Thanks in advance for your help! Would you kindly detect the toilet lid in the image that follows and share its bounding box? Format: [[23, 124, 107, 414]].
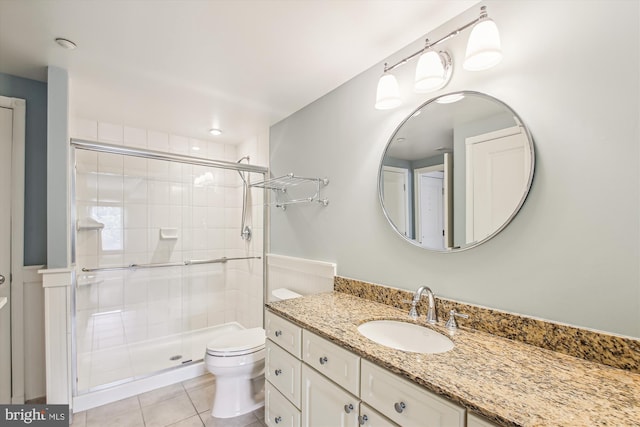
[[206, 327, 265, 355]]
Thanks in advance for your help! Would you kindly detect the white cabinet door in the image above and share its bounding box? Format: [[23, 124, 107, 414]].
[[266, 381, 301, 427], [301, 364, 359, 427], [266, 339, 302, 408]]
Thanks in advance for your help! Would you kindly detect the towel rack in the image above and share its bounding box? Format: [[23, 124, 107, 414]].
[[81, 256, 261, 273], [251, 173, 329, 210]]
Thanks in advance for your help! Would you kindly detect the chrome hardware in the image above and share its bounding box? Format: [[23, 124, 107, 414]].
[[394, 401, 406, 413], [81, 256, 261, 272], [0, 275, 4, 285], [445, 309, 469, 330], [359, 415, 369, 425], [409, 286, 437, 323], [319, 356, 328, 365], [274, 330, 282, 337], [274, 416, 282, 424], [274, 369, 282, 376], [344, 404, 354, 414]]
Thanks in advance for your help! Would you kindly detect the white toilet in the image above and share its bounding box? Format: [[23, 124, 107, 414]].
[[205, 288, 302, 418]]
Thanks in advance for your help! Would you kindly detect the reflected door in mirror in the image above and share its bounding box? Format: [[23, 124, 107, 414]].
[[465, 126, 532, 243], [382, 166, 410, 236]]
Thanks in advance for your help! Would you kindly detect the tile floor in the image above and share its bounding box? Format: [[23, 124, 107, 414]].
[[70, 373, 266, 427]]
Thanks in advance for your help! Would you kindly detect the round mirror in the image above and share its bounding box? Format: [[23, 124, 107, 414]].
[[378, 91, 535, 252]]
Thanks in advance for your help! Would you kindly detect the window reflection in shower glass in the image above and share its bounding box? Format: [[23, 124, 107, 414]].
[[91, 206, 123, 251]]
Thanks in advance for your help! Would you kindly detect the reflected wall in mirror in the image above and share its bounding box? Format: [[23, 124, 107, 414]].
[[378, 91, 535, 252]]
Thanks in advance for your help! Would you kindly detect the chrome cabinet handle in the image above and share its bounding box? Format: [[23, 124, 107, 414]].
[[344, 403, 354, 414], [319, 356, 328, 365], [0, 275, 4, 285], [274, 369, 282, 376], [359, 415, 369, 425], [274, 330, 282, 337], [274, 416, 282, 424], [394, 401, 406, 413]]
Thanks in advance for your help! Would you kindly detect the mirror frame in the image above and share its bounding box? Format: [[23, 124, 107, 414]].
[[377, 91, 535, 252]]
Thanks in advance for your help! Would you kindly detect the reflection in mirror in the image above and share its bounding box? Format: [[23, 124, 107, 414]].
[[379, 92, 534, 252]]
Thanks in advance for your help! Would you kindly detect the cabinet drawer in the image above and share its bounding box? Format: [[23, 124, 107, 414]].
[[302, 330, 360, 396], [266, 311, 302, 358], [266, 339, 302, 409], [359, 403, 398, 427], [361, 359, 465, 427], [266, 381, 301, 427]]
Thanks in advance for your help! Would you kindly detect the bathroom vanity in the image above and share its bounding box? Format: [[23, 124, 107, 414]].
[[264, 291, 640, 426]]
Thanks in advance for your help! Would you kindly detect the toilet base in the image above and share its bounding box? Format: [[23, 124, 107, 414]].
[[210, 374, 265, 419]]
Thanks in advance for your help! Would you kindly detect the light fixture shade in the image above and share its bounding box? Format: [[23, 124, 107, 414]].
[[375, 73, 401, 110], [414, 50, 448, 93], [463, 18, 503, 71]]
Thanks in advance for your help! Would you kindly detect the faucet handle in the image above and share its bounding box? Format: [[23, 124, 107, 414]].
[[445, 309, 469, 330], [402, 299, 419, 319]]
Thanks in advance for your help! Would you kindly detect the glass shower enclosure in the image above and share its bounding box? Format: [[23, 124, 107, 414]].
[[70, 140, 267, 394]]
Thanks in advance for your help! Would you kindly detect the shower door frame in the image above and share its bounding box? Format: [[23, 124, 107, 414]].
[[69, 138, 269, 397]]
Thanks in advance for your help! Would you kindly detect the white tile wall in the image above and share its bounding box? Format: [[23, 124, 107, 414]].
[[72, 118, 267, 389]]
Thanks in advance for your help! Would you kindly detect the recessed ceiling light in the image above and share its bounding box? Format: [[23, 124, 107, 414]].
[[209, 128, 222, 136], [191, 146, 201, 151], [55, 38, 77, 50]]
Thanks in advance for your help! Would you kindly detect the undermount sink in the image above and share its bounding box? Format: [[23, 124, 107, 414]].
[[357, 320, 454, 354]]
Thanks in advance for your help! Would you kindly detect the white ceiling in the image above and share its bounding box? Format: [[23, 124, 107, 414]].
[[0, 0, 478, 144]]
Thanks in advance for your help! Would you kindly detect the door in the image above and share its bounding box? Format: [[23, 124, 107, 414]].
[[381, 167, 409, 236], [465, 126, 531, 243], [301, 364, 359, 427], [0, 106, 12, 403], [418, 172, 444, 250]]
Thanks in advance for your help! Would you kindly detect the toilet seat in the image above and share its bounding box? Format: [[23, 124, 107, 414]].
[[206, 327, 265, 357]]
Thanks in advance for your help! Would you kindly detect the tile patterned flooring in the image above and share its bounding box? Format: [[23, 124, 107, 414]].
[[70, 373, 266, 427]]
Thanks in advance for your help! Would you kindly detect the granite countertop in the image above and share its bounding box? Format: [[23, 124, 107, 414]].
[[266, 292, 640, 427]]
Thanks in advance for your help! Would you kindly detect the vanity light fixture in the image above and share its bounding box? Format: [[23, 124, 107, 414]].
[[374, 72, 402, 110], [209, 128, 222, 136], [374, 6, 502, 110]]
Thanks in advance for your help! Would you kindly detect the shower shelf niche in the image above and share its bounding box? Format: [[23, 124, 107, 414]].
[[251, 173, 329, 210]]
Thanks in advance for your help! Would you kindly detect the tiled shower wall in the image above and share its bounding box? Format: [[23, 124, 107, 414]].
[[71, 119, 266, 354]]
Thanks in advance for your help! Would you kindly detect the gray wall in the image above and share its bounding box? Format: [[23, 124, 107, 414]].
[[270, 1, 640, 337], [46, 67, 69, 269], [0, 73, 47, 266]]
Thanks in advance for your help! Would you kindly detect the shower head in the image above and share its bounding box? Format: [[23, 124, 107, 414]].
[[237, 155, 250, 164]]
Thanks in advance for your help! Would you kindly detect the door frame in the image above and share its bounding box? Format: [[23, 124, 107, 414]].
[[0, 96, 26, 404], [414, 153, 453, 248]]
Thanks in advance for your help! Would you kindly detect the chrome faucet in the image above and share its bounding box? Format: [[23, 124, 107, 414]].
[[408, 286, 437, 324]]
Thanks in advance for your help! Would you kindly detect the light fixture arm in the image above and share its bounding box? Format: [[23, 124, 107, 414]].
[[383, 6, 489, 74]]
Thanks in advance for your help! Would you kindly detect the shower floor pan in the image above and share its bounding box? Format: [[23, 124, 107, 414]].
[[76, 322, 244, 394]]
